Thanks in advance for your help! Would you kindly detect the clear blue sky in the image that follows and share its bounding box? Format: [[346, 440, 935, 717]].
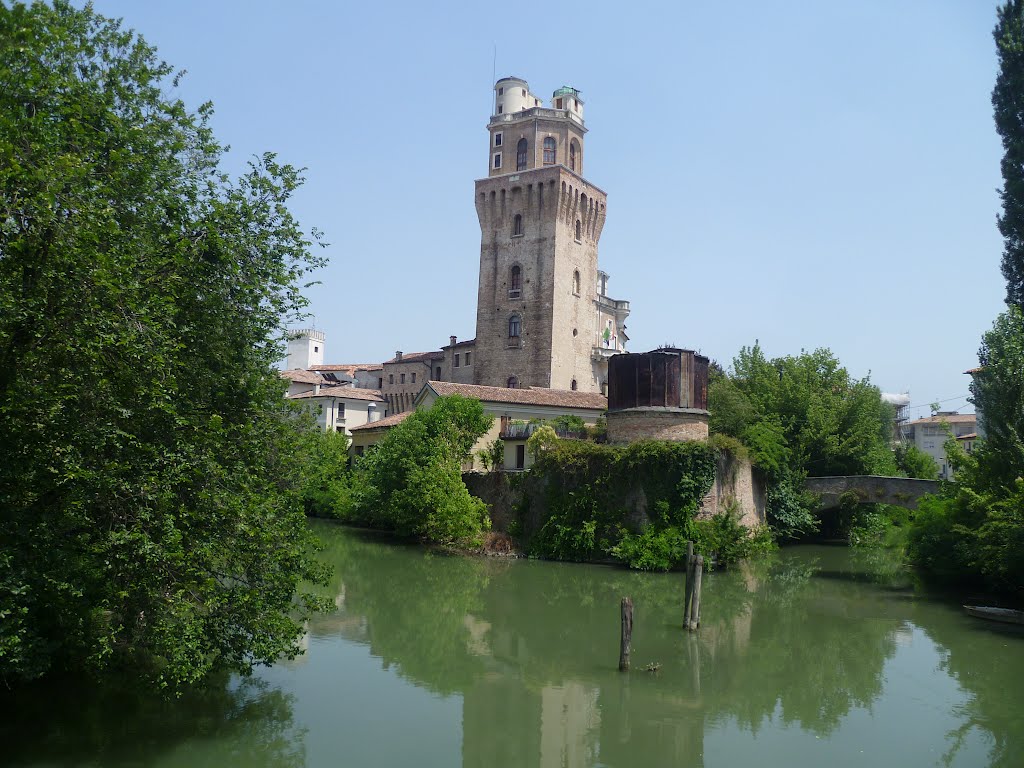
[[85, 0, 1006, 419]]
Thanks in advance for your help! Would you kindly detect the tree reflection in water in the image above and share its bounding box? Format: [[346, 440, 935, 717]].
[[0, 673, 305, 767]]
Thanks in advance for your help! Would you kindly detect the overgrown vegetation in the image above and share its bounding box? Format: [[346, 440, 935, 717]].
[[525, 440, 774, 570], [333, 396, 494, 546], [907, 310, 1024, 593], [0, 2, 328, 690], [708, 344, 898, 542]]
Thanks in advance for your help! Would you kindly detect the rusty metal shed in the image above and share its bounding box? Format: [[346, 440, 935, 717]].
[[607, 348, 709, 411]]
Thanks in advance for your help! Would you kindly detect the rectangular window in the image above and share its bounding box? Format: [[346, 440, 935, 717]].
[[516, 444, 525, 469], [494, 132, 502, 147], [378, 377, 383, 388], [497, 104, 503, 114], [388, 374, 394, 384], [498, 87, 503, 95], [556, 98, 563, 109], [400, 373, 405, 384], [355, 445, 364, 457], [465, 352, 471, 366], [337, 403, 345, 418], [521, 88, 526, 97], [411, 372, 416, 383], [493, 153, 502, 169], [454, 354, 460, 368]]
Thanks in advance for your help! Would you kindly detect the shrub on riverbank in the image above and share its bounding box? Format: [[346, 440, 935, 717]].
[[340, 396, 494, 546]]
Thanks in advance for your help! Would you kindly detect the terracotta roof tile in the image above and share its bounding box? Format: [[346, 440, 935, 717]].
[[349, 411, 411, 431], [287, 386, 385, 402], [956, 432, 978, 440], [905, 413, 977, 426], [309, 364, 380, 375], [280, 369, 325, 385], [425, 381, 607, 410], [383, 351, 445, 365]]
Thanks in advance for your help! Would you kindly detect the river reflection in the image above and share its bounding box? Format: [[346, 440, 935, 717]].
[[4, 523, 1023, 768]]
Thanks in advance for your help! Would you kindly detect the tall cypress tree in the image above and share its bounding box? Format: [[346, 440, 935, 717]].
[[994, 0, 1024, 305]]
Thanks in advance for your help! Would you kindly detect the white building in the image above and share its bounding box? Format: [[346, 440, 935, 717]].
[[901, 412, 977, 480]]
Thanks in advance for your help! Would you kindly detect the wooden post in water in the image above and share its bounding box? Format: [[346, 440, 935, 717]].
[[688, 555, 704, 631], [619, 597, 633, 671], [683, 541, 695, 628]]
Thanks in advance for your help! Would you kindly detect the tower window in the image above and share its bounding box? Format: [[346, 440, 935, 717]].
[[521, 88, 526, 96], [573, 269, 581, 295], [569, 139, 578, 172], [509, 264, 522, 298], [543, 137, 556, 165], [314, 345, 319, 353], [498, 104, 503, 114], [507, 375, 519, 389], [509, 314, 522, 338], [495, 132, 502, 147], [513, 214, 523, 237], [498, 87, 504, 95], [571, 379, 578, 391], [516, 138, 528, 171], [575, 219, 582, 241], [493, 153, 502, 170], [556, 98, 563, 109]]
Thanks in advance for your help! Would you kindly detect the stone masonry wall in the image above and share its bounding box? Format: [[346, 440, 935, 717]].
[[606, 408, 710, 444]]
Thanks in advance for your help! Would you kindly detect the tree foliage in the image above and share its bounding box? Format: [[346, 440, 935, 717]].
[[709, 343, 897, 540], [994, 0, 1024, 306], [0, 1, 328, 689], [345, 396, 494, 545]]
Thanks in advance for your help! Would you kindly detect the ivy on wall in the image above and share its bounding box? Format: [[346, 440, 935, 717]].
[[523, 440, 773, 569]]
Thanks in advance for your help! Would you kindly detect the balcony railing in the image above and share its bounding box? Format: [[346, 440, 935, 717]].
[[492, 106, 584, 126], [500, 422, 588, 441]]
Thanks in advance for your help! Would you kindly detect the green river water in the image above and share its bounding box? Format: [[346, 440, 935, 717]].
[[5, 519, 1024, 767]]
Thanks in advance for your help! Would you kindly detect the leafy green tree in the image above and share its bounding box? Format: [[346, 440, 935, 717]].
[[300, 430, 354, 517], [709, 343, 897, 540], [0, 1, 327, 689], [351, 396, 493, 544], [994, 0, 1024, 306], [908, 309, 1024, 591], [894, 443, 940, 479]]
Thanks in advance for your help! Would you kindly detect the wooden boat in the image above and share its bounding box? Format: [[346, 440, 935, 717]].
[[963, 605, 1024, 625]]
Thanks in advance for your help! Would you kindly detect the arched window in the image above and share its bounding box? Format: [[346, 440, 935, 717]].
[[569, 139, 579, 172], [543, 137, 556, 165], [509, 265, 522, 296], [575, 219, 582, 241], [506, 375, 519, 389], [508, 314, 522, 338], [573, 269, 580, 295], [571, 379, 578, 391], [516, 138, 528, 171], [513, 213, 523, 236]]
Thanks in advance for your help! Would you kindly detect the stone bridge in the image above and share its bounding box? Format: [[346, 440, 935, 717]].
[[804, 475, 940, 511]]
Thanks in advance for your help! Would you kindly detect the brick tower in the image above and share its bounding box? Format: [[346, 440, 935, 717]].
[[472, 77, 629, 393]]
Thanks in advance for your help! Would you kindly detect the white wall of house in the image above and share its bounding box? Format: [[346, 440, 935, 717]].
[[294, 394, 386, 437]]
